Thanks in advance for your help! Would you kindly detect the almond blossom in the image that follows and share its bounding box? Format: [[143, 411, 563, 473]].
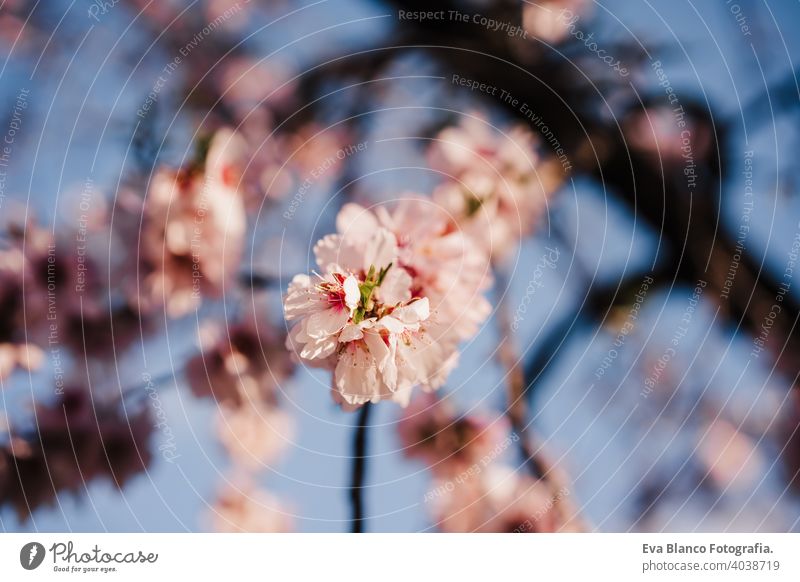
[[398, 393, 509, 476], [320, 200, 492, 346], [216, 402, 293, 472], [207, 478, 292, 533], [283, 201, 484, 408], [186, 316, 293, 408], [135, 128, 247, 318], [429, 114, 563, 261], [431, 465, 582, 533]]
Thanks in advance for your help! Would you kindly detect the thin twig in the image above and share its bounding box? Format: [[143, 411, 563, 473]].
[[494, 269, 587, 531]]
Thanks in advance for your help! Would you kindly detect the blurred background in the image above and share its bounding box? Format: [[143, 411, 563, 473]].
[[1, 0, 800, 532]]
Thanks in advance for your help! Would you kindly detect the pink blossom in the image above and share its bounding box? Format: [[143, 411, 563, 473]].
[[208, 479, 292, 533], [398, 393, 508, 476], [326, 201, 492, 345], [522, 0, 593, 44], [429, 114, 563, 261], [284, 206, 474, 408], [216, 403, 293, 472], [625, 107, 712, 165], [431, 466, 581, 532], [186, 317, 293, 407], [284, 270, 361, 365], [136, 128, 247, 317], [0, 343, 43, 382]]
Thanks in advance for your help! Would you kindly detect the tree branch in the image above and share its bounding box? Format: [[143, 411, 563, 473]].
[[349, 403, 372, 533]]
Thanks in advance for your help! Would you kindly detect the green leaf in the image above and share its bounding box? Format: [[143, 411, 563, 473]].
[[466, 195, 483, 217], [359, 282, 372, 306], [353, 307, 365, 324]]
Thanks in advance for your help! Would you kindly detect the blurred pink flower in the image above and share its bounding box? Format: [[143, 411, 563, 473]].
[[216, 403, 293, 472], [431, 466, 580, 533], [186, 317, 293, 408], [208, 479, 292, 533], [287, 123, 350, 184], [0, 217, 143, 367], [137, 128, 247, 317], [697, 419, 765, 492], [429, 114, 562, 261], [625, 107, 712, 165], [0, 387, 152, 520], [0, 343, 43, 382], [522, 0, 592, 44], [217, 56, 295, 116], [398, 393, 509, 476]]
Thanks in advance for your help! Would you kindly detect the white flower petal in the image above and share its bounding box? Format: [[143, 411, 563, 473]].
[[343, 275, 360, 310], [393, 297, 430, 324], [364, 330, 397, 391], [336, 203, 379, 245], [376, 266, 412, 306], [314, 234, 363, 273], [378, 316, 406, 334], [362, 227, 398, 271], [306, 307, 349, 338], [339, 322, 364, 343], [284, 274, 327, 320], [299, 335, 338, 360], [334, 343, 382, 404]]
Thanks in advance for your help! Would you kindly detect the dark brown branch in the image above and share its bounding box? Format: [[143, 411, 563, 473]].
[[349, 403, 372, 533]]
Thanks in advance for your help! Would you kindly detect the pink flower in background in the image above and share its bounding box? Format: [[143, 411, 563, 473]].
[[213, 107, 296, 206], [186, 317, 293, 408], [431, 466, 580, 533], [625, 107, 712, 165], [477, 468, 576, 533], [0, 388, 153, 520], [136, 128, 247, 318], [0, 343, 43, 381], [429, 114, 563, 261], [0, 235, 44, 379], [216, 403, 293, 472], [208, 479, 292, 533], [696, 419, 765, 492], [288, 124, 350, 185], [522, 0, 593, 44], [398, 393, 509, 476]]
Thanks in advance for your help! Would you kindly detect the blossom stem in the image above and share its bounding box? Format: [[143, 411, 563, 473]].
[[349, 403, 371, 533]]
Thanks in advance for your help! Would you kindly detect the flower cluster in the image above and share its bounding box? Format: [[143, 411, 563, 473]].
[[208, 477, 292, 533], [0, 235, 43, 379], [132, 128, 247, 318], [0, 388, 152, 519], [284, 199, 492, 408], [429, 114, 563, 262], [398, 393, 508, 476], [398, 395, 582, 532], [431, 466, 580, 533], [188, 312, 295, 532]]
